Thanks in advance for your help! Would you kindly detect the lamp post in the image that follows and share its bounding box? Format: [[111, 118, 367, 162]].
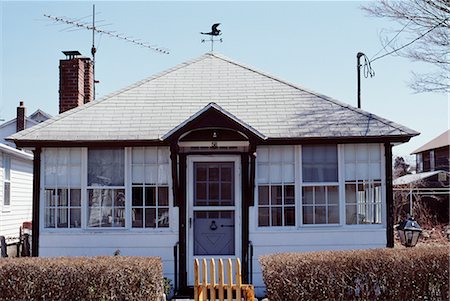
[[396, 216, 422, 247]]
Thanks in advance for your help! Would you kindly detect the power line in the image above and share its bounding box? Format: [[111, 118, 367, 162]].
[[370, 20, 412, 61], [371, 17, 448, 63]]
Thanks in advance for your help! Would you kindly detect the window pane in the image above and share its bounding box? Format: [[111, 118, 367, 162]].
[[158, 164, 169, 185], [257, 147, 269, 162], [209, 183, 220, 200], [258, 186, 269, 205], [328, 206, 339, 224], [4, 157, 11, 180], [70, 189, 81, 207], [345, 184, 357, 204], [328, 186, 339, 205], [114, 190, 125, 207], [270, 164, 282, 183], [132, 208, 143, 228], [284, 207, 295, 226], [271, 207, 282, 226], [302, 187, 314, 205], [132, 148, 144, 164], [258, 207, 270, 226], [45, 208, 55, 228], [132, 187, 143, 206], [196, 183, 207, 202], [145, 165, 158, 185], [4, 182, 10, 206], [158, 208, 169, 228], [57, 189, 68, 206], [303, 206, 313, 224], [221, 183, 232, 201], [283, 164, 295, 183], [196, 166, 207, 181], [145, 148, 158, 164], [346, 205, 357, 224], [145, 208, 156, 228], [302, 145, 338, 182], [70, 208, 81, 228], [70, 165, 82, 187], [284, 185, 295, 205], [158, 148, 170, 164], [158, 187, 169, 206], [57, 208, 68, 228], [257, 164, 269, 183], [315, 187, 326, 204], [88, 149, 124, 186], [315, 206, 326, 224], [209, 166, 219, 181], [132, 165, 144, 184], [221, 166, 232, 182], [45, 189, 55, 207], [145, 187, 156, 206], [271, 186, 282, 205], [270, 147, 282, 162]]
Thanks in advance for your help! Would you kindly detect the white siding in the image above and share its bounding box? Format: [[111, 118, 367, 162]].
[[0, 152, 33, 242], [39, 222, 179, 279]]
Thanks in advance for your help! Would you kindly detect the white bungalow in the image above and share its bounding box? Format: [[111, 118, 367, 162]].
[[8, 52, 418, 295]]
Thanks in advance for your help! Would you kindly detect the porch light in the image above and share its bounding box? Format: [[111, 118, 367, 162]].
[[396, 216, 422, 247]]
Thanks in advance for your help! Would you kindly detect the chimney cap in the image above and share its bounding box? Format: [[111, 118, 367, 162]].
[[62, 50, 82, 59], [19, 101, 24, 107]]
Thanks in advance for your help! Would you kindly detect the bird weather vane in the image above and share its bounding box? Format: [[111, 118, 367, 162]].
[[201, 23, 223, 52]]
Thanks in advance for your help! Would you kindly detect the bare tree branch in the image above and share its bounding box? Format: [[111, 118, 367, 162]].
[[362, 0, 450, 93]]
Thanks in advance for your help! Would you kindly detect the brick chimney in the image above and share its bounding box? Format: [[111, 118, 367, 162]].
[[16, 101, 26, 132], [59, 51, 94, 114]]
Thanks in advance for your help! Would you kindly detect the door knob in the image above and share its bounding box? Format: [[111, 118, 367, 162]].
[[210, 220, 218, 231]]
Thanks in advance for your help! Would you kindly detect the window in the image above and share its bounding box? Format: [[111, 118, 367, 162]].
[[302, 145, 339, 225], [44, 148, 82, 228], [430, 150, 435, 171], [416, 153, 423, 173], [87, 148, 125, 228], [344, 144, 382, 225], [257, 146, 295, 227], [131, 147, 170, 228], [3, 156, 11, 206]]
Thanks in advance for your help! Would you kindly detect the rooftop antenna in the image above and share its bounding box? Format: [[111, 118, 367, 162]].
[[44, 5, 170, 99], [201, 23, 222, 52], [356, 52, 375, 109]]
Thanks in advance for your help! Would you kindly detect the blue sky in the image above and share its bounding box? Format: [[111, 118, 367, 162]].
[[1, 1, 448, 161]]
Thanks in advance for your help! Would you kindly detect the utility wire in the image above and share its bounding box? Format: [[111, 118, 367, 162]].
[[370, 20, 412, 61], [371, 17, 448, 63]]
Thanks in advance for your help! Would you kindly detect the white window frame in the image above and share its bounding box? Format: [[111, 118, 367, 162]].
[[256, 146, 296, 229], [343, 144, 385, 228], [130, 146, 171, 231], [300, 145, 341, 227], [3, 155, 11, 210], [41, 148, 83, 230]]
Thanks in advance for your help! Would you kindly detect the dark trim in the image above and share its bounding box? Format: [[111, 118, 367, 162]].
[[248, 143, 257, 207], [241, 153, 250, 283], [12, 134, 416, 148], [262, 135, 416, 144], [178, 154, 187, 288], [170, 143, 179, 207], [385, 142, 394, 248], [12, 140, 169, 148], [32, 147, 41, 257]]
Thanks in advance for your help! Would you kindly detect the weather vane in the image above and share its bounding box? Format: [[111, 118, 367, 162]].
[[201, 23, 222, 52]]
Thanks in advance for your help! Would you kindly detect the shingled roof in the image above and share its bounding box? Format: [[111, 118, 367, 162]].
[[8, 53, 418, 145]]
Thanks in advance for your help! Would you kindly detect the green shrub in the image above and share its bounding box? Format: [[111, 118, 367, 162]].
[[260, 246, 448, 301], [0, 256, 163, 301]]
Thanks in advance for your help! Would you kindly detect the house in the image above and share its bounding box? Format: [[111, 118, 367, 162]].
[[394, 130, 449, 224], [0, 102, 51, 248], [7, 52, 418, 295], [412, 129, 449, 173]]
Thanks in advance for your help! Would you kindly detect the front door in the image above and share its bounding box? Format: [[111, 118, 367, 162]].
[[187, 156, 241, 285]]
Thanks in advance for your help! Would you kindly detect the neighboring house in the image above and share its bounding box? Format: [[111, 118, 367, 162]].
[[394, 130, 449, 223], [413, 129, 449, 173], [8, 52, 418, 295], [0, 103, 51, 245]]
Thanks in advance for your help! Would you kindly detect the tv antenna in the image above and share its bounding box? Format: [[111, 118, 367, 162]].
[[201, 23, 223, 52], [44, 5, 170, 99]]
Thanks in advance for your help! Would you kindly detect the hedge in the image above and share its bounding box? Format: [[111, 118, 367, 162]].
[[260, 246, 448, 301], [0, 256, 163, 301]]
